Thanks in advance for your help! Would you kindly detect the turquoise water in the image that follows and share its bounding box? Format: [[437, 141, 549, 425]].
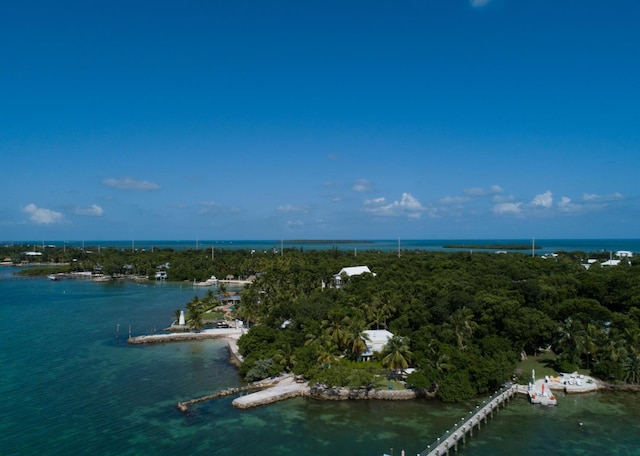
[[2, 270, 640, 455]]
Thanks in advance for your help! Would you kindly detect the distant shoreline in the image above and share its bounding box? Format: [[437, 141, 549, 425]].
[[443, 243, 540, 250], [285, 240, 374, 244]]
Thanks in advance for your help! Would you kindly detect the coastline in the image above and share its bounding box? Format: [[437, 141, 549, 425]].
[[132, 329, 617, 412]]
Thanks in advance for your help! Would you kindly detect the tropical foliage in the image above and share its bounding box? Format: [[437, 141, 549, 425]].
[[8, 243, 640, 399]]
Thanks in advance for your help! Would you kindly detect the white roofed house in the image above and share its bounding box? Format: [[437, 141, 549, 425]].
[[333, 265, 376, 289], [360, 329, 394, 361]]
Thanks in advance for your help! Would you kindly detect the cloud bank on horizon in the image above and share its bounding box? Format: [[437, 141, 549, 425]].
[[2, 0, 639, 241]]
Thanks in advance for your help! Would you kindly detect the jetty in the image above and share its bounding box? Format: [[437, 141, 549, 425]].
[[127, 328, 244, 344], [232, 375, 309, 409]]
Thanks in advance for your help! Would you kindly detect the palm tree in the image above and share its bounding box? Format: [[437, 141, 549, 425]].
[[575, 323, 603, 369], [602, 331, 628, 363], [322, 309, 351, 350], [347, 329, 369, 361], [185, 295, 204, 331], [382, 336, 413, 376], [366, 294, 396, 330], [445, 307, 478, 350], [305, 332, 337, 365], [554, 318, 582, 365], [623, 356, 640, 384], [273, 345, 296, 371], [218, 283, 228, 302]]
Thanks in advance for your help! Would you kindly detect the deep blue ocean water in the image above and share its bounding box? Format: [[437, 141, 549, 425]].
[[2, 258, 640, 455]]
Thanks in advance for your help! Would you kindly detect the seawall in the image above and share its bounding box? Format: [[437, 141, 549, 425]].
[[127, 328, 243, 344]]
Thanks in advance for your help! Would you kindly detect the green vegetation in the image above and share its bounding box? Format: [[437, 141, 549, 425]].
[[5, 243, 640, 401]]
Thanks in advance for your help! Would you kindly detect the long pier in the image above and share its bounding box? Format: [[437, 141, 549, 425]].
[[418, 384, 521, 456]]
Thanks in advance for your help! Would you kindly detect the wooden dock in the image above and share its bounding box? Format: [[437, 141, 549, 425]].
[[418, 384, 521, 456]]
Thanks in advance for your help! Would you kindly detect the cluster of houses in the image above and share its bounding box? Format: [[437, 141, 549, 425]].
[[581, 250, 633, 269]]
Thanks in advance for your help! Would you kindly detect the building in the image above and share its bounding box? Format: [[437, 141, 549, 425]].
[[333, 265, 375, 288], [360, 329, 393, 361]]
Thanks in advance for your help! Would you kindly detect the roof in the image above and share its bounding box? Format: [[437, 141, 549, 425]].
[[362, 329, 394, 342], [336, 266, 374, 277]]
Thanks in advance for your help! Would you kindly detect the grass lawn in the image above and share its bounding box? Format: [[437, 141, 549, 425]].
[[516, 351, 559, 380], [516, 351, 592, 381], [373, 377, 407, 390]]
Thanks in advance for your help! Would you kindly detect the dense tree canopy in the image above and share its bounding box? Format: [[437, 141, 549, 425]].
[[7, 243, 640, 401]]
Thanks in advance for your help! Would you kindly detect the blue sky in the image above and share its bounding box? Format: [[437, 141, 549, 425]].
[[2, 0, 639, 241]]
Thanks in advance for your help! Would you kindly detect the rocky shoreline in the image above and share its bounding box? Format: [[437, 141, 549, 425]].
[[308, 384, 435, 401], [137, 329, 630, 412]]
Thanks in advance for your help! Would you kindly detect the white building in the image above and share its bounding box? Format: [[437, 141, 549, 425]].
[[361, 329, 393, 361], [333, 265, 375, 288]]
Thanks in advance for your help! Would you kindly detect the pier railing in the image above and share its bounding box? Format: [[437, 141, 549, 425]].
[[418, 384, 519, 456]]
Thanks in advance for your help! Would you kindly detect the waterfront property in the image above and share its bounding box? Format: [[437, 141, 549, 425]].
[[361, 329, 394, 361]]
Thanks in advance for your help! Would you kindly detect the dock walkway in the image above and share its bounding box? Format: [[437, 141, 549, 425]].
[[419, 384, 519, 456]]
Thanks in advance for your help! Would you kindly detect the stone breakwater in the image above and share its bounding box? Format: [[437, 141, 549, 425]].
[[178, 374, 290, 412], [232, 376, 309, 409], [127, 328, 243, 344]]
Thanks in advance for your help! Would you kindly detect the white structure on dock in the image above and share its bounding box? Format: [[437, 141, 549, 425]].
[[178, 310, 185, 326], [528, 369, 557, 405]]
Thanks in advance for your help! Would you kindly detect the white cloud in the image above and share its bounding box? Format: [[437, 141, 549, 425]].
[[22, 204, 64, 224], [470, 0, 492, 7], [493, 202, 522, 215], [493, 194, 514, 203], [364, 197, 386, 205], [531, 191, 553, 208], [276, 204, 308, 214], [583, 192, 623, 202], [286, 220, 304, 230], [102, 177, 160, 191], [464, 185, 503, 196], [198, 201, 239, 215], [440, 195, 470, 204], [558, 196, 582, 213], [364, 193, 425, 218], [74, 204, 104, 216], [352, 178, 373, 193]]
